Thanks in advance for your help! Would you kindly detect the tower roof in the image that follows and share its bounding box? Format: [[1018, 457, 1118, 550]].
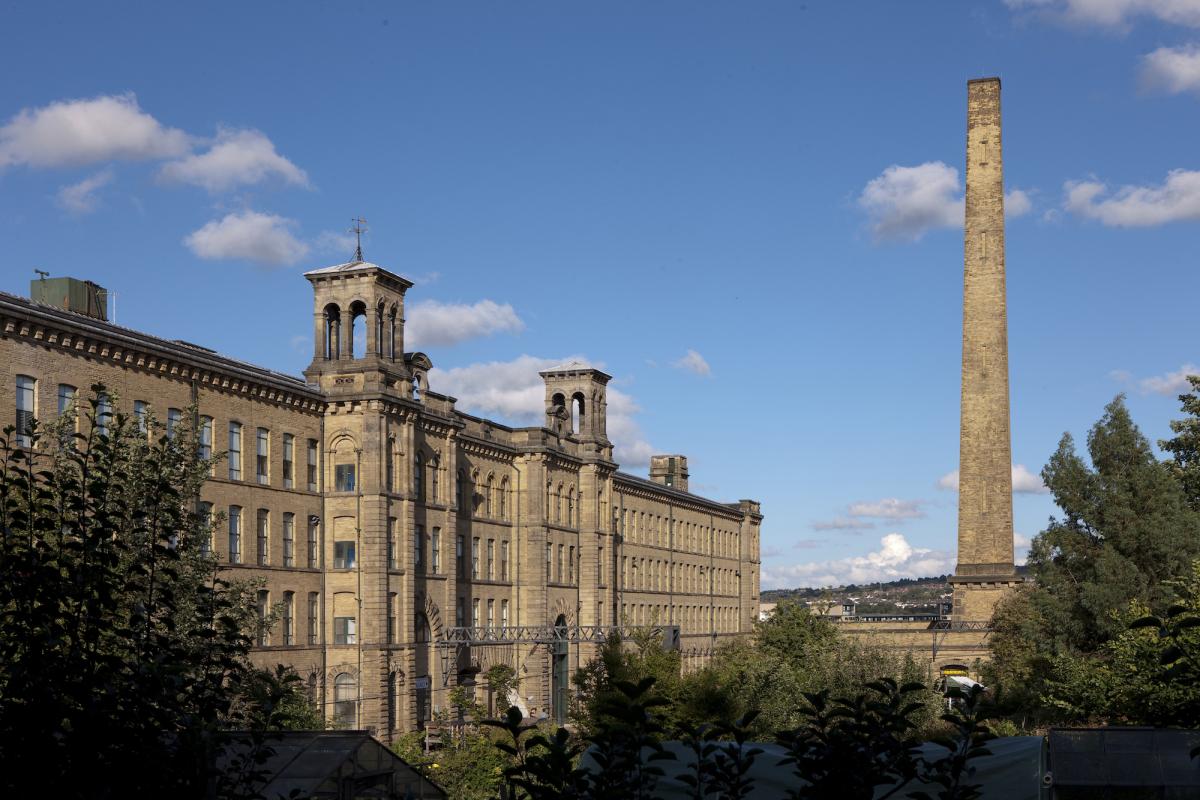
[[303, 260, 414, 289], [539, 360, 612, 381]]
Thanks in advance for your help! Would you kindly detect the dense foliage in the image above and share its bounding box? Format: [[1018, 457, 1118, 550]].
[[0, 388, 317, 798]]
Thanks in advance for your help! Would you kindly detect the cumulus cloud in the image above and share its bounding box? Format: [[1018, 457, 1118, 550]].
[[760, 533, 955, 590], [1142, 44, 1200, 94], [1138, 363, 1200, 395], [158, 127, 307, 192], [846, 498, 927, 520], [56, 168, 113, 214], [406, 300, 525, 350], [428, 355, 656, 468], [810, 517, 876, 533], [184, 210, 310, 267], [1065, 170, 1200, 226], [858, 161, 1032, 242], [0, 93, 190, 169], [1014, 532, 1032, 566], [1006, 0, 1200, 28], [672, 349, 711, 376], [937, 464, 1049, 494]]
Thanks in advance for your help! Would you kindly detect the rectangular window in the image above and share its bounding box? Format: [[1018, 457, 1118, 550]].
[[256, 428, 269, 484], [457, 535, 465, 578], [387, 517, 397, 570], [388, 592, 398, 644], [307, 439, 318, 491], [500, 540, 509, 581], [15, 375, 35, 448], [334, 616, 357, 645], [166, 407, 181, 439], [134, 400, 148, 435], [308, 592, 319, 644], [487, 539, 495, 580], [472, 598, 480, 627], [414, 524, 424, 572], [334, 541, 356, 569], [307, 517, 319, 567], [228, 422, 242, 480], [282, 591, 295, 645], [256, 509, 269, 566], [546, 543, 553, 581], [198, 501, 213, 557], [282, 434, 294, 488], [335, 464, 355, 492], [57, 384, 77, 416], [199, 416, 213, 461], [256, 590, 270, 647], [472, 537, 480, 579], [501, 599, 509, 629], [569, 545, 575, 585], [282, 513, 295, 567], [557, 544, 564, 583], [456, 598, 464, 627], [96, 392, 112, 437], [431, 528, 441, 574], [228, 506, 242, 563], [487, 598, 495, 629], [598, 546, 605, 587]]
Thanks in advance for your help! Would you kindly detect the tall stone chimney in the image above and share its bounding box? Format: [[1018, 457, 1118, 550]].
[[649, 455, 688, 492], [950, 78, 1020, 622]]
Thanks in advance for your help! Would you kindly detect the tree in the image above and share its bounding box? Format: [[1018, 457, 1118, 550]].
[[0, 388, 309, 797], [1160, 374, 1200, 510]]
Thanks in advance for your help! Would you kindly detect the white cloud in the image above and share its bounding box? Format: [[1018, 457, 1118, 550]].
[[158, 127, 308, 192], [1142, 44, 1200, 94], [428, 354, 656, 468], [1006, 0, 1200, 28], [760, 533, 955, 590], [0, 93, 190, 169], [937, 464, 1049, 494], [846, 498, 927, 520], [406, 300, 525, 350], [1066, 170, 1200, 226], [184, 210, 309, 267], [811, 517, 876, 532], [1138, 363, 1200, 394], [672, 349, 711, 376], [859, 161, 963, 242], [56, 168, 113, 214], [858, 161, 1032, 242], [1014, 532, 1032, 566]]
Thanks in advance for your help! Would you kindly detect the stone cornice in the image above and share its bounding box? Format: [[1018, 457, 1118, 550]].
[[613, 472, 746, 520]]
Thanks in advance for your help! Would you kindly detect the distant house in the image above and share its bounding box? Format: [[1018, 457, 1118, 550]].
[[758, 602, 777, 621]]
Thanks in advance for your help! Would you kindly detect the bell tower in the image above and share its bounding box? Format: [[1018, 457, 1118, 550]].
[[303, 259, 414, 396], [540, 362, 612, 451]]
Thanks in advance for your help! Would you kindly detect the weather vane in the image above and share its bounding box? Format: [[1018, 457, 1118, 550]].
[[349, 217, 368, 262]]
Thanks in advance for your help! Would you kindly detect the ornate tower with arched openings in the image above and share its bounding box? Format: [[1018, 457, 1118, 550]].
[[539, 362, 612, 454], [303, 260, 414, 396]]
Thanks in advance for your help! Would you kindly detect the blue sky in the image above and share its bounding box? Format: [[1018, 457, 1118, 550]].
[[4, 1, 1200, 588]]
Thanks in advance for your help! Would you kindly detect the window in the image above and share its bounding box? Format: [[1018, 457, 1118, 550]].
[[567, 489, 574, 528], [255, 590, 270, 646], [485, 475, 493, 517], [335, 464, 355, 492], [472, 598, 480, 627], [307, 517, 319, 567], [198, 502, 213, 558], [487, 539, 495, 580], [134, 401, 148, 435], [282, 592, 295, 645], [228, 506, 242, 563], [307, 592, 319, 644], [15, 375, 35, 448], [282, 434, 294, 488], [471, 537, 480, 579], [256, 509, 269, 565], [333, 673, 356, 728], [456, 598, 464, 627], [388, 592, 398, 644], [387, 517, 397, 570], [414, 524, 424, 572], [228, 422, 242, 480], [431, 457, 439, 501], [57, 384, 77, 416], [499, 478, 508, 519], [166, 407, 181, 439], [385, 439, 395, 492], [415, 613, 430, 643], [557, 544, 564, 583], [500, 540, 510, 581], [501, 599, 509, 629], [334, 541, 356, 569], [568, 545, 575, 584], [96, 392, 112, 437], [334, 616, 357, 645], [199, 416, 213, 461], [546, 544, 552, 581], [487, 598, 495, 629], [457, 535, 465, 578], [431, 528, 441, 574], [414, 453, 424, 500], [598, 546, 605, 587], [307, 439, 318, 491], [282, 513, 295, 567]]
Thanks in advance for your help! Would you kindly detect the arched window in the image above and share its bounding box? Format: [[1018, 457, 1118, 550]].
[[485, 474, 494, 517], [375, 300, 386, 356], [333, 673, 357, 729], [458, 470, 467, 514], [499, 477, 508, 520], [415, 612, 431, 643], [323, 304, 341, 360], [554, 484, 562, 524], [430, 456, 440, 501], [414, 452, 424, 501], [385, 437, 395, 493], [349, 300, 367, 359], [387, 304, 398, 360], [567, 487, 575, 528], [571, 392, 585, 434]]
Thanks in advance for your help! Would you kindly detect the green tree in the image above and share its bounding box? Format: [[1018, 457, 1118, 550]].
[[1160, 374, 1200, 510]]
